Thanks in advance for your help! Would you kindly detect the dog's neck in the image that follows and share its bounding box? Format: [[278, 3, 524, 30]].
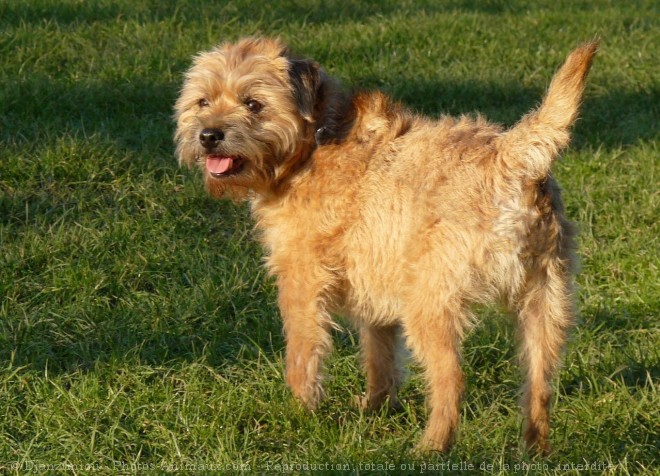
[[259, 83, 354, 201], [312, 74, 355, 146]]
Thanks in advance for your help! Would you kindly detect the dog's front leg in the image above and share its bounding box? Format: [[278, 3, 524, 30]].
[[359, 323, 403, 412], [277, 275, 333, 410]]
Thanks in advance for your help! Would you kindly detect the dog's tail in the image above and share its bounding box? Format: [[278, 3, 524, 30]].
[[498, 40, 599, 179]]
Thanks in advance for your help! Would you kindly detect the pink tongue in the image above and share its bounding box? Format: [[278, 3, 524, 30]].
[[206, 156, 233, 174]]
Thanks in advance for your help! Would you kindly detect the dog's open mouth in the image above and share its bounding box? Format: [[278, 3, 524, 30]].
[[205, 155, 245, 178]]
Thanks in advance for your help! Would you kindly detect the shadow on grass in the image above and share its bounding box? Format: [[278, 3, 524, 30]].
[[0, 75, 177, 154], [0, 0, 600, 30], [1, 71, 656, 159]]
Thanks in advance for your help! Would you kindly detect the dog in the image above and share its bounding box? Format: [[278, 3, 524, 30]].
[[174, 37, 597, 453]]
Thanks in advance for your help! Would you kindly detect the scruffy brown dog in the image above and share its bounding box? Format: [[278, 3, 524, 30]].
[[174, 37, 597, 453]]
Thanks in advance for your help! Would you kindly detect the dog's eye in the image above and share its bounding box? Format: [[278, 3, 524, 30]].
[[244, 99, 263, 113], [198, 98, 210, 108]]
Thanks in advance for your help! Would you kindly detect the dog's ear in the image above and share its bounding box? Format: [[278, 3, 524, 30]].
[[288, 58, 321, 123]]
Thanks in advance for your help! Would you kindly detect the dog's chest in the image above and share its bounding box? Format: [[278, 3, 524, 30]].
[[252, 190, 409, 323]]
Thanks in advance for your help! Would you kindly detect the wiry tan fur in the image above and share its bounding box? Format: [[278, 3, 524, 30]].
[[174, 37, 598, 453]]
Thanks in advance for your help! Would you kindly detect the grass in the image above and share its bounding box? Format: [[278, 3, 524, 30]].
[[0, 0, 658, 474]]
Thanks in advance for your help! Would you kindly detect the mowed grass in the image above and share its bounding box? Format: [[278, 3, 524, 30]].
[[1, 0, 658, 474]]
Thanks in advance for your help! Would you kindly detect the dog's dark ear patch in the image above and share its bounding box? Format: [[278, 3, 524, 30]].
[[288, 59, 320, 123]]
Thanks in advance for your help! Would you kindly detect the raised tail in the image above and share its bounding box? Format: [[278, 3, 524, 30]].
[[499, 40, 599, 179]]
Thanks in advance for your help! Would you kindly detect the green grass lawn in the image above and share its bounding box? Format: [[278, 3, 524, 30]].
[[1, 0, 657, 474]]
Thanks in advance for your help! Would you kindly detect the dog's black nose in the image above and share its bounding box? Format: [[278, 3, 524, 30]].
[[199, 128, 224, 149]]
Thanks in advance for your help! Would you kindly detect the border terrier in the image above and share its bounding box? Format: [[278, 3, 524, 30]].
[[174, 37, 597, 453]]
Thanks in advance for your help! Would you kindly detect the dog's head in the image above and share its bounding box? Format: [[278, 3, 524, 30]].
[[174, 37, 326, 199]]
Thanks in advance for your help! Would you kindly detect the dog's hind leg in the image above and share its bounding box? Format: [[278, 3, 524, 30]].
[[517, 257, 575, 455]]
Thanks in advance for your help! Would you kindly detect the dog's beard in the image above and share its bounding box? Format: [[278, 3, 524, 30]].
[[196, 143, 277, 200]]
